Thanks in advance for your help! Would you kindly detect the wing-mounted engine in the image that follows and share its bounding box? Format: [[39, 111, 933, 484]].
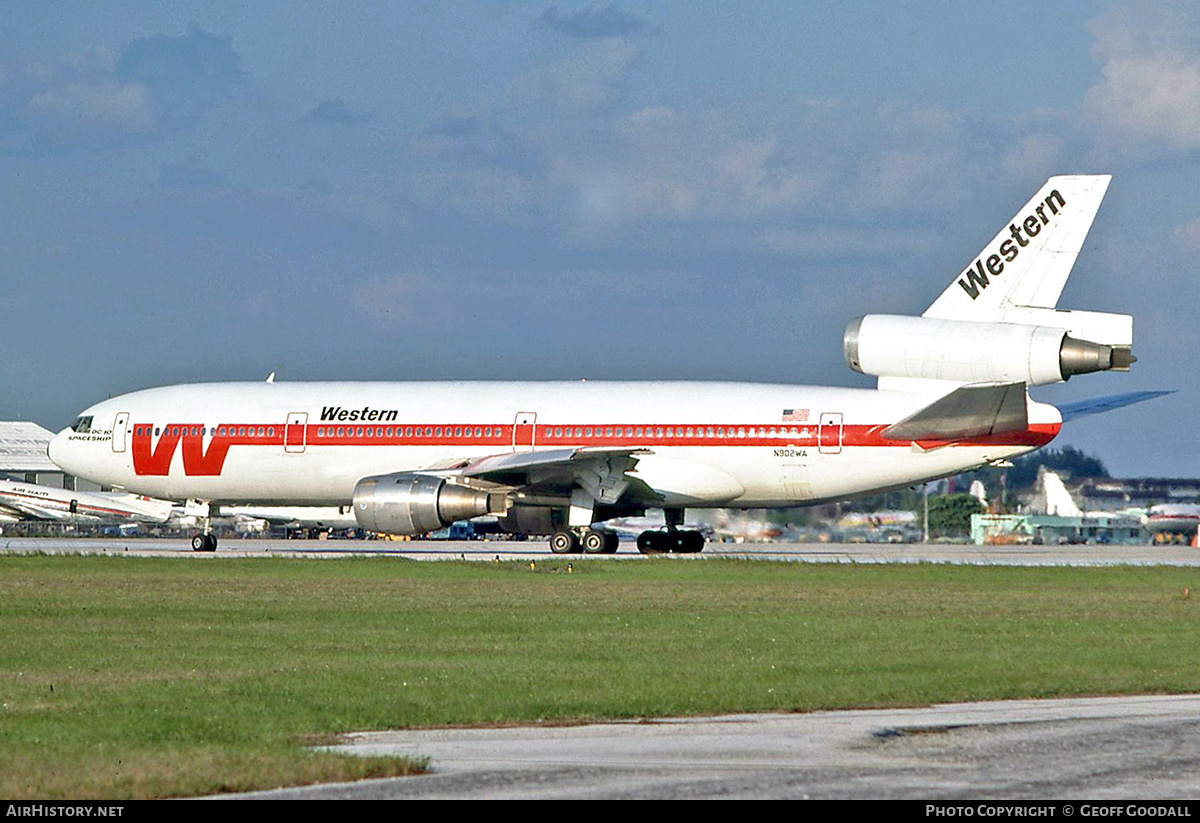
[[353, 472, 507, 535], [843, 314, 1134, 387]]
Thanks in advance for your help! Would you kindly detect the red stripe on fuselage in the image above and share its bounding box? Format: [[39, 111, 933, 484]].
[[129, 420, 1060, 477]]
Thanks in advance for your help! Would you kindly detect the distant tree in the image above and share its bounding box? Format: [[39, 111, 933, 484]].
[[1004, 446, 1109, 490], [926, 494, 984, 537], [948, 446, 1110, 506]]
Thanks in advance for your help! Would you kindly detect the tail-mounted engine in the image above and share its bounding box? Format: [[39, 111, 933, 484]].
[[353, 472, 507, 535], [843, 314, 1135, 387]]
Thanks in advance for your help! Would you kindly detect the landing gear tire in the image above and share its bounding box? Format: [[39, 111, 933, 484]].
[[191, 533, 217, 552], [603, 530, 619, 554], [581, 529, 607, 554], [637, 531, 669, 554], [678, 530, 705, 553], [637, 530, 704, 554], [549, 529, 580, 554]]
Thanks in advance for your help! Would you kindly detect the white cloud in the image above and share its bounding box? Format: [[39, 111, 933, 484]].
[[511, 38, 639, 110], [1001, 133, 1066, 180], [25, 79, 155, 134], [2, 28, 243, 152], [1084, 2, 1200, 153]]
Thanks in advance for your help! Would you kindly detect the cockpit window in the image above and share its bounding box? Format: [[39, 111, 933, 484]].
[[71, 416, 94, 433]]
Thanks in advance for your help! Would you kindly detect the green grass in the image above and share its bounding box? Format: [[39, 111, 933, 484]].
[[2, 555, 1200, 798]]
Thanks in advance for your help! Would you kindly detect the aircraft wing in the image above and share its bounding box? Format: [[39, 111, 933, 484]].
[[882, 382, 1028, 441], [459, 447, 658, 506], [0, 497, 71, 521]]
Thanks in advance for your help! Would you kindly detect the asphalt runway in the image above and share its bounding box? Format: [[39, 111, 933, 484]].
[[231, 695, 1200, 800], [3, 535, 1199, 566], [9, 536, 1200, 799]]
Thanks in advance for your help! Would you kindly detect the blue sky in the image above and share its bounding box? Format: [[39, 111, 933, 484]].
[[1, 1, 1196, 477]]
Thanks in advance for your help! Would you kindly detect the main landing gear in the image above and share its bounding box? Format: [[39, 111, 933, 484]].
[[635, 529, 705, 554], [635, 507, 705, 554], [549, 527, 619, 554]]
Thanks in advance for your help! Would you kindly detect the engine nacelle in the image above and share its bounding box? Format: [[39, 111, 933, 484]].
[[844, 314, 1133, 387], [353, 472, 507, 535]]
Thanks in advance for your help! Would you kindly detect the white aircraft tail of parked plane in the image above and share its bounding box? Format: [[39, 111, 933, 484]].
[[49, 175, 1164, 552]]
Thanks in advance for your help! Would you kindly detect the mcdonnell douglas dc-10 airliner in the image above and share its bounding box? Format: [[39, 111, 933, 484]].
[[50, 175, 1158, 552]]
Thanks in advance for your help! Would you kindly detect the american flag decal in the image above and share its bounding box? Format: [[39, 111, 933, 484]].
[[782, 409, 809, 422]]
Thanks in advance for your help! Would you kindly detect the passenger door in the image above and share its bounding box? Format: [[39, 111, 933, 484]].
[[513, 412, 537, 452]]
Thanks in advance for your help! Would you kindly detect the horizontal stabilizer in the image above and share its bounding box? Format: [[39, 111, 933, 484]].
[[1056, 390, 1173, 423], [882, 382, 1028, 441]]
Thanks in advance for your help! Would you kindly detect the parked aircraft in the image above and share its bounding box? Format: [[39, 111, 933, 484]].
[[0, 477, 173, 525], [170, 500, 359, 532], [1146, 504, 1200, 537], [49, 175, 1154, 553]]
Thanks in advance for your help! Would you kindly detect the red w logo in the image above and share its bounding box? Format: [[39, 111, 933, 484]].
[[131, 426, 232, 476]]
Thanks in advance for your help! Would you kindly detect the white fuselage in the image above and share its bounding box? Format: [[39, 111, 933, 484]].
[[48, 380, 1061, 510]]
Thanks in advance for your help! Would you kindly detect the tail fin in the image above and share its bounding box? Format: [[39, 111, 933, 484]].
[[872, 174, 1132, 395], [924, 175, 1112, 321]]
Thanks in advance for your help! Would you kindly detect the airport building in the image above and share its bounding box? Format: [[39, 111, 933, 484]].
[[970, 513, 1146, 546], [0, 421, 100, 491], [1076, 478, 1200, 510]]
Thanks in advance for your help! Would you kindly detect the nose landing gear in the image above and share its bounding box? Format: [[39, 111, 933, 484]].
[[190, 502, 219, 552], [191, 533, 217, 552]]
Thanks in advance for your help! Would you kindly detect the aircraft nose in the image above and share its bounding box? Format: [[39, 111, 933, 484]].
[[47, 428, 70, 470]]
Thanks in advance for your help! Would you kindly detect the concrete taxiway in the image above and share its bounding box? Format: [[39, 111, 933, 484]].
[[225, 694, 1200, 799]]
